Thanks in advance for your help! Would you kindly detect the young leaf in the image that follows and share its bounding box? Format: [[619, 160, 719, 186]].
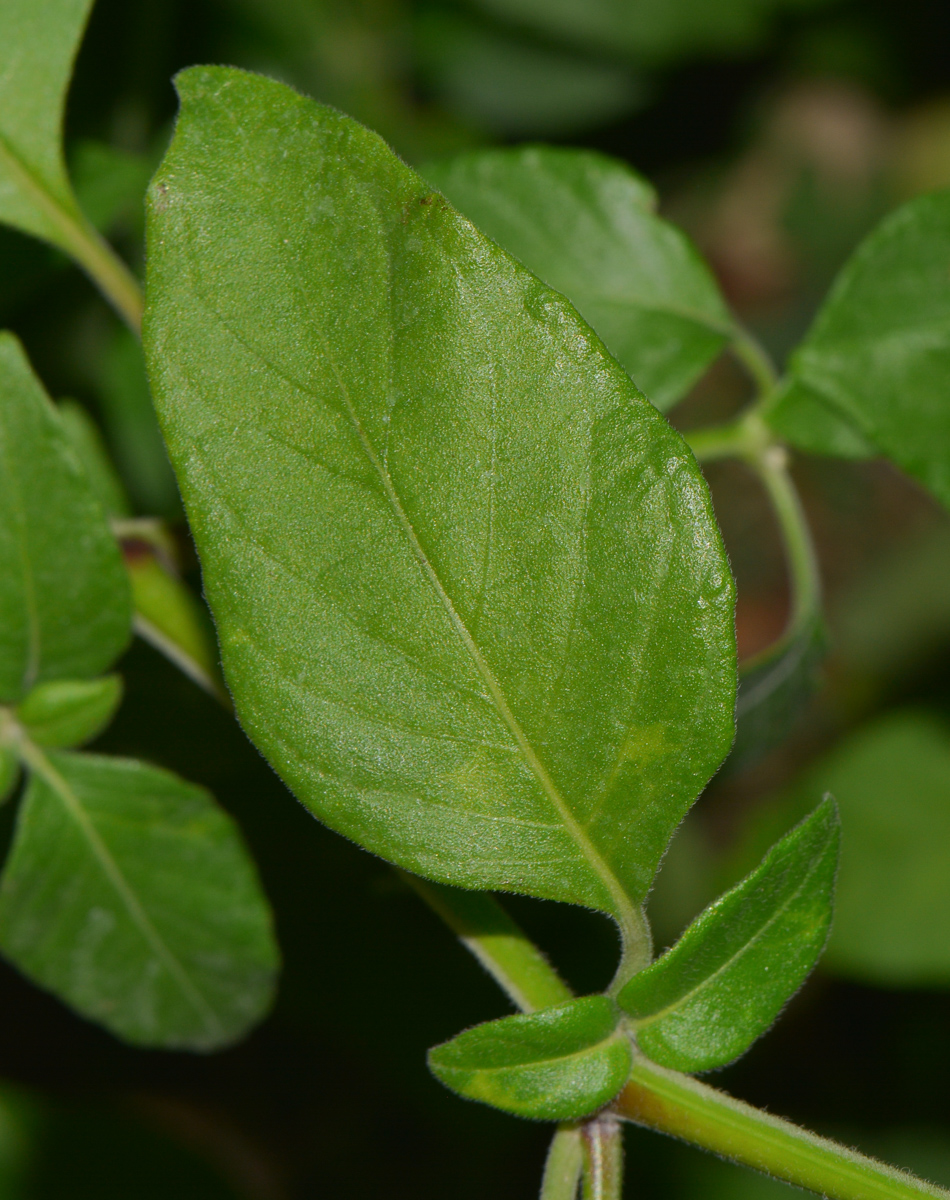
[[0, 750, 278, 1049], [424, 146, 731, 410], [427, 995, 631, 1120], [0, 333, 131, 703], [773, 191, 950, 510], [57, 401, 132, 519], [765, 379, 876, 461], [0, 0, 94, 249], [144, 67, 736, 931], [15, 675, 123, 748], [618, 798, 838, 1072]]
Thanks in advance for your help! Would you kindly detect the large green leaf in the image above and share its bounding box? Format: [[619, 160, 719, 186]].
[[619, 798, 838, 1071], [144, 67, 736, 931], [773, 192, 950, 510], [428, 995, 631, 1119], [0, 333, 131, 703], [0, 751, 278, 1049], [424, 146, 731, 411], [0, 0, 94, 248]]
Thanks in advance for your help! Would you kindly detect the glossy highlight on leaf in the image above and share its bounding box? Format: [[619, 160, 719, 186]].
[[776, 191, 950, 509], [0, 751, 279, 1049], [0, 333, 131, 702], [144, 67, 736, 929], [424, 146, 731, 410], [619, 797, 838, 1072], [428, 995, 632, 1120]]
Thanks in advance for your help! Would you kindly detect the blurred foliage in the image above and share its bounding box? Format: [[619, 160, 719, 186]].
[[2, 0, 950, 1193]]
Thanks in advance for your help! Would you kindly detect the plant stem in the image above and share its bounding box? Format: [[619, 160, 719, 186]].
[[541, 1126, 583, 1200], [400, 873, 572, 1012], [581, 1115, 624, 1200], [615, 1057, 950, 1200], [58, 215, 144, 334], [730, 325, 779, 399]]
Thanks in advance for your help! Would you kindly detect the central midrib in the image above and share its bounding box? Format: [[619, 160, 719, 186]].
[[320, 350, 639, 934]]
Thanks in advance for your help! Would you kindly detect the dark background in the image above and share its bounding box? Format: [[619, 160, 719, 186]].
[[2, 0, 950, 1194]]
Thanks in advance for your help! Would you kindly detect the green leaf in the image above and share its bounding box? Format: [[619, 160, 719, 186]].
[[15, 675, 123, 748], [0, 333, 131, 703], [427, 995, 632, 1120], [0, 745, 20, 806], [776, 191, 950, 509], [765, 379, 876, 461], [70, 140, 152, 238], [57, 400, 132, 519], [144, 67, 736, 930], [618, 797, 838, 1072], [0, 750, 278, 1049], [424, 146, 731, 411], [786, 711, 950, 985]]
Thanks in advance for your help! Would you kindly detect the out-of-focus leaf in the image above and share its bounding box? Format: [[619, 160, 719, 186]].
[[94, 327, 180, 518], [0, 0, 94, 249], [0, 751, 279, 1049], [766, 379, 876, 461], [70, 141, 153, 238], [777, 191, 950, 510], [124, 546, 226, 703], [0, 334, 131, 703], [416, 10, 644, 139], [465, 0, 835, 64], [730, 612, 826, 769], [0, 747, 20, 806], [619, 799, 838, 1071], [424, 146, 731, 411], [144, 67, 736, 924], [781, 711, 950, 985], [57, 400, 131, 519], [428, 996, 631, 1119], [15, 676, 123, 748]]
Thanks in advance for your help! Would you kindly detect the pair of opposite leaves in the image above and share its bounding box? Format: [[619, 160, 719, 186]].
[[143, 65, 840, 1106], [0, 333, 278, 1050]]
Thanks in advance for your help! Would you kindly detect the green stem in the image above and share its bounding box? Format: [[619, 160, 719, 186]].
[[730, 325, 779, 399], [615, 1057, 950, 1200], [57, 214, 144, 334], [581, 1115, 624, 1200], [400, 873, 572, 1012], [541, 1126, 583, 1200]]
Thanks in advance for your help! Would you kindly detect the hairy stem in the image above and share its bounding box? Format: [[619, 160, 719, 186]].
[[615, 1057, 950, 1200], [541, 1126, 583, 1200], [581, 1115, 624, 1200], [400, 873, 572, 1012]]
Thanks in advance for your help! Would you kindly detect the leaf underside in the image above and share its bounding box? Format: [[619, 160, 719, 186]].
[[144, 66, 736, 921]]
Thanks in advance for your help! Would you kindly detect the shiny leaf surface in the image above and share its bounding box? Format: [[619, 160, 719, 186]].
[[144, 68, 736, 925], [428, 995, 631, 1120]]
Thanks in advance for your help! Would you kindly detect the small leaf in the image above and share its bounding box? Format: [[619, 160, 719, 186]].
[[15, 675, 122, 748], [0, 0, 94, 248], [765, 379, 876, 461], [0, 333, 131, 702], [776, 191, 950, 510], [0, 750, 278, 1049], [424, 146, 731, 410], [428, 995, 632, 1120], [618, 797, 839, 1072], [0, 745, 20, 805], [57, 400, 132, 519], [144, 68, 736, 923]]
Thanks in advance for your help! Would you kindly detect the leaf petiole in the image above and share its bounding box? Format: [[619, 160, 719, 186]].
[[581, 1115, 624, 1200], [541, 1125, 584, 1200]]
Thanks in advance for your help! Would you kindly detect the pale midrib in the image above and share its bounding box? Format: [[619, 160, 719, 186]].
[[21, 742, 223, 1037], [323, 359, 641, 937], [635, 841, 829, 1029], [0, 130, 81, 253], [0, 420, 41, 691]]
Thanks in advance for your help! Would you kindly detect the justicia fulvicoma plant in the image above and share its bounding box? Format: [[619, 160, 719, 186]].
[[1, 1, 950, 1197]]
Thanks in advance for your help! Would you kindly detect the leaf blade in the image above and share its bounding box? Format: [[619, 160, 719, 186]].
[[424, 146, 732, 410], [0, 333, 131, 702], [619, 797, 839, 1071], [0, 750, 279, 1049], [428, 995, 632, 1120], [144, 67, 736, 922]]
